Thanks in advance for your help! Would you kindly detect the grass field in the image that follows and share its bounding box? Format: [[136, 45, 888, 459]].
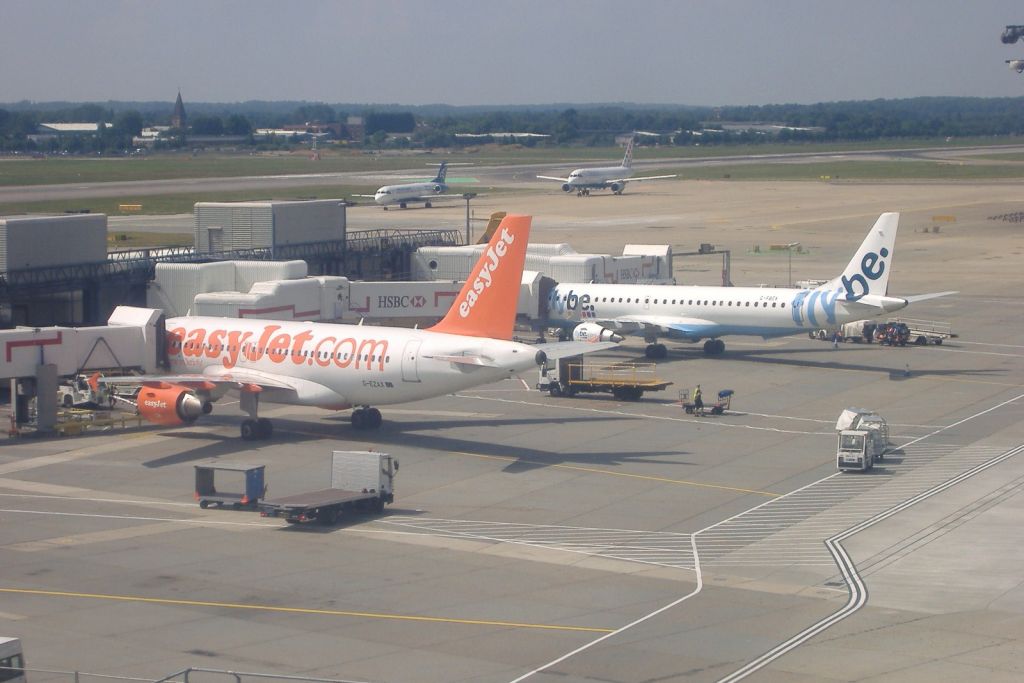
[[1, 137, 1018, 187], [0, 183, 522, 216], [660, 159, 1024, 181], [107, 231, 192, 249]]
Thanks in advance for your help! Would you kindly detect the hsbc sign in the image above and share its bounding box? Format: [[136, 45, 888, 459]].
[[378, 295, 428, 309]]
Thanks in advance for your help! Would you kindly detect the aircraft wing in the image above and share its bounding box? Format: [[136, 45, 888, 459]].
[[101, 367, 345, 405], [587, 315, 717, 341], [537, 175, 570, 182], [534, 340, 619, 360], [608, 174, 677, 183], [352, 194, 378, 198]]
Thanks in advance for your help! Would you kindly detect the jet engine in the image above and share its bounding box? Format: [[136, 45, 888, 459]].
[[433, 184, 443, 193], [136, 384, 205, 426], [572, 322, 623, 343], [561, 183, 573, 193], [609, 182, 624, 194], [1009, 59, 1024, 73]]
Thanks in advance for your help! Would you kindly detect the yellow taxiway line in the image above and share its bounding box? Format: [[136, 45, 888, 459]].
[[0, 587, 612, 634]]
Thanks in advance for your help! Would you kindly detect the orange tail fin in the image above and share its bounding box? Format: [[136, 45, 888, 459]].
[[428, 214, 531, 339]]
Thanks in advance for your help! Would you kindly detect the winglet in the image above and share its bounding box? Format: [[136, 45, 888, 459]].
[[428, 214, 531, 339]]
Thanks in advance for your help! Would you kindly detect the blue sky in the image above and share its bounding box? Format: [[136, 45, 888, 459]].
[[2, 0, 1022, 106]]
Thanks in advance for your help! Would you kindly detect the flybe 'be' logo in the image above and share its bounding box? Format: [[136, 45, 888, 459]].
[[841, 247, 888, 301], [458, 227, 515, 318]]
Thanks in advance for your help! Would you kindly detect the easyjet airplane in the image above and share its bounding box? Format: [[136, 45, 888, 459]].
[[111, 215, 616, 439], [547, 213, 955, 358]]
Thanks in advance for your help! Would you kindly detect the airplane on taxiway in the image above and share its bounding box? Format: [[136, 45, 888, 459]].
[[547, 213, 956, 358], [356, 161, 467, 209], [106, 215, 617, 439], [537, 137, 676, 196]]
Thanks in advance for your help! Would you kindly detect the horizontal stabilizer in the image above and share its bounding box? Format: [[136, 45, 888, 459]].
[[425, 354, 499, 368], [903, 291, 958, 303], [536, 340, 619, 360]]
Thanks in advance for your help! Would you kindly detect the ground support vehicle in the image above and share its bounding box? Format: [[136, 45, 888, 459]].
[[680, 388, 734, 415], [0, 637, 25, 683], [57, 373, 111, 409], [194, 464, 266, 509], [260, 451, 398, 525], [875, 321, 911, 346], [809, 320, 878, 343], [538, 355, 671, 401], [893, 317, 957, 345], [836, 408, 889, 472]]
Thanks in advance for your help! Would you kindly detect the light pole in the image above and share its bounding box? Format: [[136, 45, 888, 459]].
[[786, 242, 801, 286], [462, 192, 477, 244]]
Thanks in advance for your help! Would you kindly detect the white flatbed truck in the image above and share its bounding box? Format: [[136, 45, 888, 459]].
[[260, 451, 398, 525], [0, 637, 26, 683]]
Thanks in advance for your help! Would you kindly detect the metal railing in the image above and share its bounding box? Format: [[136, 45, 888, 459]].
[[1, 665, 373, 683]]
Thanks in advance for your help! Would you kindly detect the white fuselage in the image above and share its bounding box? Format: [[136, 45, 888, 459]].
[[566, 165, 633, 189], [374, 181, 445, 206], [166, 316, 538, 408], [548, 283, 907, 341]]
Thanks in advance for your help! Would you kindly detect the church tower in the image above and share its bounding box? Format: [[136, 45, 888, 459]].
[[171, 91, 187, 129]]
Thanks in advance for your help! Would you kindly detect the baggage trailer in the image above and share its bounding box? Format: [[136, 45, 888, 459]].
[[892, 317, 957, 345], [260, 451, 398, 525], [194, 464, 266, 509], [537, 354, 671, 401]]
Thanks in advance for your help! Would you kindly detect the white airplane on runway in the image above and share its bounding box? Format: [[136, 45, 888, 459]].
[[106, 215, 617, 439], [537, 137, 676, 196], [356, 161, 464, 209], [547, 213, 956, 358]]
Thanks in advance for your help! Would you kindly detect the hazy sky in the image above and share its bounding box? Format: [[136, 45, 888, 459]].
[[2, 0, 1023, 106]]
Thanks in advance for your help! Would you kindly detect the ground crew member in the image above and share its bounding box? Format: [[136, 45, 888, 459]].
[[693, 385, 704, 416], [832, 330, 840, 349]]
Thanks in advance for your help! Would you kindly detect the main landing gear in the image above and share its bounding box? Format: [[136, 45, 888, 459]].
[[703, 339, 726, 355], [645, 343, 668, 359], [576, 189, 591, 197], [239, 389, 273, 440], [351, 406, 383, 430]]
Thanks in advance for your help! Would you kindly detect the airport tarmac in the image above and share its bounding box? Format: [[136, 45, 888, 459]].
[[3, 176, 1024, 682]]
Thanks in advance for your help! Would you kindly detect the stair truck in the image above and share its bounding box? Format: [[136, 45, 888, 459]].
[[260, 451, 398, 525], [836, 408, 889, 472]]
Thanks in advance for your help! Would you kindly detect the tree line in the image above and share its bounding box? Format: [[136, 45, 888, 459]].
[[2, 96, 1023, 153]]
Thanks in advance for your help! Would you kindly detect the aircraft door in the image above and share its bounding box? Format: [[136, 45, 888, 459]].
[[401, 339, 422, 383]]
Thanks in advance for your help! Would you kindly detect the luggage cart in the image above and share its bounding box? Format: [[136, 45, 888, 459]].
[[194, 464, 266, 509], [680, 388, 734, 415]]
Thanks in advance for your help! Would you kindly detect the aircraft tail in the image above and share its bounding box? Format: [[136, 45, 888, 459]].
[[428, 214, 531, 339], [432, 161, 449, 183], [622, 137, 635, 168], [476, 211, 507, 244], [818, 213, 899, 302]]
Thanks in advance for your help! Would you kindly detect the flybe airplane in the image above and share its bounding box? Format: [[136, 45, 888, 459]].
[[547, 213, 955, 358], [356, 161, 461, 209], [107, 215, 616, 439], [537, 137, 676, 196]]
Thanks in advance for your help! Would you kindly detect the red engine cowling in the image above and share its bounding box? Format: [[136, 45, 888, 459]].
[[137, 385, 204, 426]]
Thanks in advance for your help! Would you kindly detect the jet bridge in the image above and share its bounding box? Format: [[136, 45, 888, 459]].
[[1, 306, 166, 433]]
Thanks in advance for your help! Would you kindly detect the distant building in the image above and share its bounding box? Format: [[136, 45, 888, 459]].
[[29, 122, 113, 145], [345, 115, 365, 142], [171, 91, 187, 129]]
